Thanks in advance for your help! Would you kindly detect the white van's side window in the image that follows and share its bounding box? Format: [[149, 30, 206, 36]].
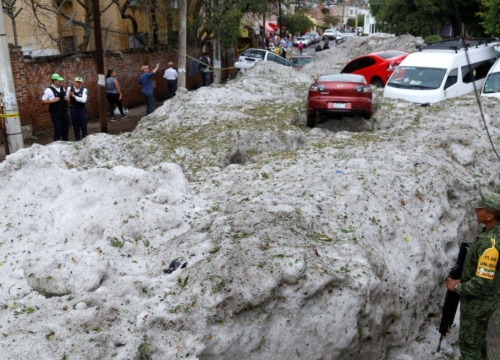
[[444, 68, 458, 90], [461, 59, 496, 84]]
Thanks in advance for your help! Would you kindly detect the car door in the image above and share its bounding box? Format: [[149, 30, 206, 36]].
[[267, 53, 277, 63]]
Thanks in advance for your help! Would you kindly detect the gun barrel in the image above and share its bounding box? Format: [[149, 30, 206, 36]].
[[438, 290, 460, 335], [437, 335, 444, 352], [437, 242, 471, 349]]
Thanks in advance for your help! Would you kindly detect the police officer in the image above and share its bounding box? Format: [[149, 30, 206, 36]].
[[66, 77, 88, 141], [446, 190, 500, 360], [41, 73, 70, 142]]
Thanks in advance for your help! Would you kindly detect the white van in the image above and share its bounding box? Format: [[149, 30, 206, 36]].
[[384, 40, 497, 104], [481, 57, 500, 98]]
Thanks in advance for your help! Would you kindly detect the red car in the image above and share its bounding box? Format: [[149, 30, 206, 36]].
[[340, 50, 409, 87], [306, 73, 373, 128]]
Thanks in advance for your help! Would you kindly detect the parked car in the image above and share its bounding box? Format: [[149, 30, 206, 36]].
[[341, 50, 409, 87], [322, 29, 337, 41], [481, 57, 500, 98], [296, 36, 310, 47], [304, 34, 315, 45], [340, 35, 356, 44], [235, 48, 291, 70], [384, 39, 497, 104], [334, 32, 355, 44], [306, 73, 373, 127], [289, 56, 315, 70], [306, 32, 321, 44]]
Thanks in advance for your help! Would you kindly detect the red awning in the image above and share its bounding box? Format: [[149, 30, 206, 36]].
[[259, 22, 276, 33], [268, 22, 278, 30]]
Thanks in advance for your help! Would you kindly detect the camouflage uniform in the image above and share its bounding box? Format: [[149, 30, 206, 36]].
[[456, 191, 500, 360]]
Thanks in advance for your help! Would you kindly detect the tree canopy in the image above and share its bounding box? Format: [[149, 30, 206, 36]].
[[368, 0, 497, 38], [478, 0, 500, 36], [282, 12, 315, 36]]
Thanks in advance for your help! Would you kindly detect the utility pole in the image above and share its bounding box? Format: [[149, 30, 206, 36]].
[[0, 7, 24, 153], [212, 0, 221, 85], [278, 0, 282, 39], [342, 3, 345, 31], [178, 0, 186, 89], [92, 0, 107, 133]]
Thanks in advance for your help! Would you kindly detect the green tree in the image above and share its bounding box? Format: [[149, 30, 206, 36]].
[[478, 0, 500, 36], [356, 13, 364, 28], [282, 12, 314, 35], [369, 0, 442, 37], [323, 15, 340, 27], [197, 0, 271, 47], [369, 0, 487, 38]]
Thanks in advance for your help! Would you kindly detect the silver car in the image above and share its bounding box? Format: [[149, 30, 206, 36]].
[[234, 48, 291, 70]]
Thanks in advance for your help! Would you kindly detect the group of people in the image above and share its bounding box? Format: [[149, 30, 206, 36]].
[[41, 73, 90, 142], [315, 39, 330, 53], [259, 34, 293, 59], [41, 71, 133, 143], [40, 60, 194, 142]]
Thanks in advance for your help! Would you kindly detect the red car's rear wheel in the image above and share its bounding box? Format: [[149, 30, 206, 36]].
[[306, 114, 317, 128]]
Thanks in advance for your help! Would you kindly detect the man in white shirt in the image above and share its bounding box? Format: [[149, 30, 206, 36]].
[[41, 73, 70, 142], [66, 77, 88, 141], [163, 61, 178, 99]]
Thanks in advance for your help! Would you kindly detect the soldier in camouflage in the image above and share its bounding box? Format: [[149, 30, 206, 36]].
[[446, 190, 500, 360]]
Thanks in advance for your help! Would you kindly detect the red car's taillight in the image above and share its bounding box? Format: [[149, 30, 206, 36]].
[[355, 85, 372, 93], [309, 83, 326, 92]]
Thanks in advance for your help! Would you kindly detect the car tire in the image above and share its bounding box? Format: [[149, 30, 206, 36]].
[[363, 113, 372, 120], [307, 114, 317, 128], [372, 78, 384, 88]]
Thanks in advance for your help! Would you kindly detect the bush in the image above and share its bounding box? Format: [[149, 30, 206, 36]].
[[424, 35, 442, 44]]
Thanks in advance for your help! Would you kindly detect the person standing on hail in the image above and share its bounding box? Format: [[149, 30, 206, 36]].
[[446, 189, 500, 360], [139, 63, 160, 115], [41, 73, 70, 142], [66, 77, 88, 141]]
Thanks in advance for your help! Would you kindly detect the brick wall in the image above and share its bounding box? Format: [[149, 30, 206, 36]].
[[9, 45, 231, 134]]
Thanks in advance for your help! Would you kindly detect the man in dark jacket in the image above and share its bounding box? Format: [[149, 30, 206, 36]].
[[199, 52, 211, 87], [66, 77, 88, 141], [41, 73, 70, 141], [446, 190, 500, 360]]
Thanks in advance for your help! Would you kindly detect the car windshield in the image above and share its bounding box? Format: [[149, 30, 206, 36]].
[[483, 72, 500, 94], [290, 57, 314, 66], [240, 49, 265, 59], [387, 66, 447, 90], [297, 37, 306, 41]]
